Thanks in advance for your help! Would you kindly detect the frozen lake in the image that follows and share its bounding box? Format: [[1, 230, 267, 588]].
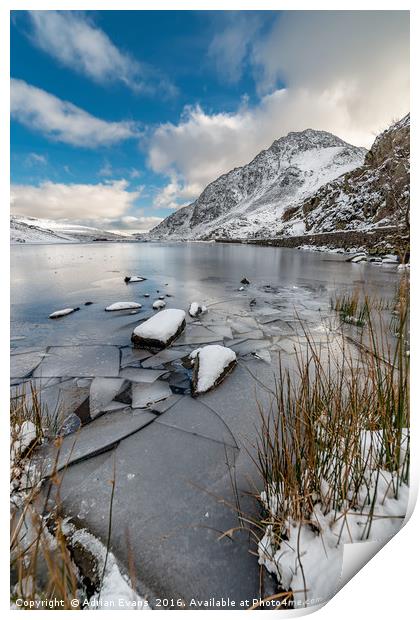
[[10, 241, 402, 607], [11, 241, 398, 349]]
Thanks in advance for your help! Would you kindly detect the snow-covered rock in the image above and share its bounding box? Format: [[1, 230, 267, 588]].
[[49, 307, 80, 319], [190, 345, 237, 395], [131, 308, 186, 348], [124, 276, 147, 283], [188, 302, 208, 318], [148, 128, 366, 241], [105, 302, 142, 312], [152, 299, 166, 310]]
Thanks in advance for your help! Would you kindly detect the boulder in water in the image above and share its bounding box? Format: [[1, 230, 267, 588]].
[[49, 307, 80, 319], [131, 309, 186, 349], [188, 302, 208, 318], [105, 302, 142, 312], [190, 345, 237, 395]]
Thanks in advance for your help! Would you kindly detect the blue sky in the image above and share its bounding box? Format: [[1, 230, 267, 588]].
[[10, 10, 409, 232]]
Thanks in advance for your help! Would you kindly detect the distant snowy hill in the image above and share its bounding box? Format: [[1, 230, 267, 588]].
[[148, 129, 367, 240], [279, 114, 410, 238], [10, 216, 130, 244]]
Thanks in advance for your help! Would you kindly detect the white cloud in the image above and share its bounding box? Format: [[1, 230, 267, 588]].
[[149, 11, 409, 207], [27, 11, 176, 97], [11, 79, 137, 147], [152, 174, 202, 210], [103, 215, 163, 232], [10, 179, 140, 221], [208, 13, 261, 83]]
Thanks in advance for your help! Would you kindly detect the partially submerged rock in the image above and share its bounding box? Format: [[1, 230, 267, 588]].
[[241, 277, 250, 285], [131, 309, 186, 349], [124, 276, 147, 283], [188, 302, 208, 318], [152, 299, 166, 310], [49, 307, 80, 319], [105, 302, 142, 312], [190, 345, 237, 395]]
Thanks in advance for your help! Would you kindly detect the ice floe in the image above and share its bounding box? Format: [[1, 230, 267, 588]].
[[190, 345, 237, 395], [131, 308, 186, 348], [89, 377, 126, 419], [132, 380, 173, 408], [120, 368, 166, 383]]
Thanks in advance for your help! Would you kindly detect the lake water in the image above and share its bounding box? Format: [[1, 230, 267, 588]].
[[11, 241, 398, 350], [9, 241, 404, 607]]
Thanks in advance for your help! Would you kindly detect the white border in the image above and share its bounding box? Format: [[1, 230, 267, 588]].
[[2, 2, 417, 618]]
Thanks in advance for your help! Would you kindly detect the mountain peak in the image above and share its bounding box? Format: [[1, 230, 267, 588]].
[[149, 126, 367, 240]]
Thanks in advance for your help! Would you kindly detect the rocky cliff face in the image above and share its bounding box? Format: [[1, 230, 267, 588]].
[[279, 115, 410, 239], [149, 129, 366, 240]]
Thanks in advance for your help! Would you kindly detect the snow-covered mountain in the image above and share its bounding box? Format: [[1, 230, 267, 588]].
[[149, 129, 367, 240], [10, 216, 130, 244], [279, 114, 410, 238]]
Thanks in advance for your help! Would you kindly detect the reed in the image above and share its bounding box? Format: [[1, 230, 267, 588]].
[[255, 282, 409, 583]]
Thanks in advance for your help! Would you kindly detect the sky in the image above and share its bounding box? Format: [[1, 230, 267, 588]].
[[10, 10, 409, 233]]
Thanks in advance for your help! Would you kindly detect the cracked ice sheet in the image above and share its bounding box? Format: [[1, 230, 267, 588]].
[[89, 377, 126, 418], [120, 368, 166, 383], [142, 349, 188, 368], [156, 396, 237, 447], [41, 409, 156, 474], [206, 325, 233, 339], [132, 381, 173, 409], [228, 317, 259, 333], [120, 347, 152, 368], [33, 345, 120, 378], [10, 350, 46, 378], [231, 339, 272, 356]]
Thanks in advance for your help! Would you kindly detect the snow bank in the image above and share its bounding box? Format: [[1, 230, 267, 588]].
[[258, 427, 410, 606], [62, 522, 150, 610], [11, 421, 37, 463], [152, 299, 166, 310], [190, 345, 237, 394], [259, 472, 409, 605], [132, 308, 186, 348], [105, 302, 142, 312], [188, 302, 208, 317], [49, 307, 80, 319]]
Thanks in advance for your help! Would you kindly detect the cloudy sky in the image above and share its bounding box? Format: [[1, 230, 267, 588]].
[[10, 10, 409, 232]]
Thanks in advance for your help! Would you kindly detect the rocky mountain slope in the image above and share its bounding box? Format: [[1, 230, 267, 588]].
[[279, 114, 410, 240], [10, 215, 129, 244], [149, 130, 367, 240]]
